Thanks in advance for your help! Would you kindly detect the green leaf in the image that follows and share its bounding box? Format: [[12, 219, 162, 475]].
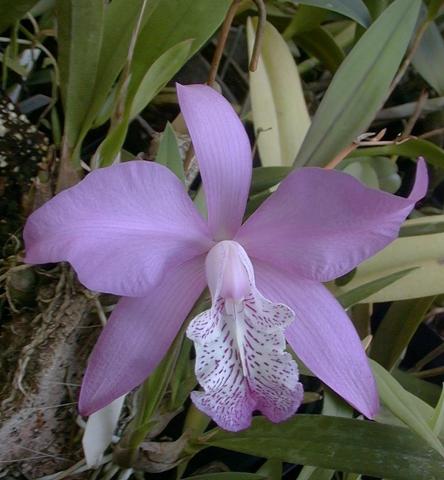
[[0, 0, 39, 33], [340, 156, 401, 193], [371, 296, 435, 370], [335, 218, 444, 302], [128, 0, 230, 106], [200, 415, 444, 479], [129, 39, 193, 118], [297, 466, 334, 480], [245, 191, 272, 219], [294, 0, 421, 168], [336, 268, 418, 308], [393, 368, 441, 406], [74, 0, 160, 151], [294, 0, 371, 27], [93, 114, 129, 167], [347, 138, 444, 169], [182, 475, 265, 480], [413, 18, 444, 95], [96, 0, 229, 166], [431, 387, 444, 436], [342, 160, 379, 188], [256, 459, 282, 479], [400, 214, 444, 237], [156, 122, 185, 182], [246, 19, 310, 167], [56, 0, 104, 161], [283, 5, 327, 38], [371, 360, 444, 456], [363, 0, 389, 19], [294, 27, 345, 73], [250, 166, 291, 195]]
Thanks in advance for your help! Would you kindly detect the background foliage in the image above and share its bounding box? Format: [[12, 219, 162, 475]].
[[1, 0, 444, 479]]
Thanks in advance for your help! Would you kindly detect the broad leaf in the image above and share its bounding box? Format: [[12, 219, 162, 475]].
[[246, 19, 310, 166], [200, 415, 444, 479], [294, 0, 421, 168]]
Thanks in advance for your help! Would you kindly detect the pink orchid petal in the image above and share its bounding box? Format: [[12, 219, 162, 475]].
[[177, 84, 252, 240], [79, 255, 206, 416], [254, 260, 379, 419], [188, 242, 303, 431], [24, 161, 212, 296], [237, 159, 427, 282]]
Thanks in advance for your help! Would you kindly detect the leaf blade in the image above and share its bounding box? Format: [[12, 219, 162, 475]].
[[201, 415, 444, 480], [294, 0, 421, 168]]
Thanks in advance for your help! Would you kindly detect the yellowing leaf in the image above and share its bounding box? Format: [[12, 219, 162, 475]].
[[247, 18, 310, 167], [336, 216, 444, 302]]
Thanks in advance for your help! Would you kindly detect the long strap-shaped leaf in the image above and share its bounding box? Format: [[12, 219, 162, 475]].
[[200, 415, 444, 480], [294, 0, 421, 168]]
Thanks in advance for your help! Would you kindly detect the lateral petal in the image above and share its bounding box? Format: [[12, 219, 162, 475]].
[[237, 159, 427, 282], [79, 255, 206, 416], [24, 161, 212, 296]]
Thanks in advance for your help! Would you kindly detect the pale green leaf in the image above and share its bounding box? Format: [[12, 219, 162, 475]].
[[294, 0, 421, 168], [371, 360, 444, 456], [335, 217, 444, 302], [431, 387, 444, 436], [413, 18, 444, 95], [393, 368, 442, 406], [342, 161, 379, 189], [340, 156, 401, 193], [247, 18, 310, 167]]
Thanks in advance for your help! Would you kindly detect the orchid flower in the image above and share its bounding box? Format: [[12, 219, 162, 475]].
[[24, 84, 427, 432]]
